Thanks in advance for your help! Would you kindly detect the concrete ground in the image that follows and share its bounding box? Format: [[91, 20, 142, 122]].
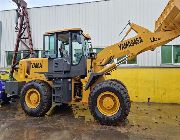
[[0, 102, 179, 140]]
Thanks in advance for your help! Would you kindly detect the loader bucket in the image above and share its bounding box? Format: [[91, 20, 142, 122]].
[[155, 0, 180, 32]]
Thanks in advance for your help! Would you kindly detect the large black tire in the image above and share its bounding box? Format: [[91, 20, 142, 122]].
[[110, 79, 128, 91], [89, 80, 131, 125], [20, 80, 52, 117]]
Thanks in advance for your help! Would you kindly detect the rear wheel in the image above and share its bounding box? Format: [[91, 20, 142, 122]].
[[89, 80, 131, 125], [20, 80, 52, 117]]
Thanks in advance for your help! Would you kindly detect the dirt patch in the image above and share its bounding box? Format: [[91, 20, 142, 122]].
[[0, 102, 179, 140]]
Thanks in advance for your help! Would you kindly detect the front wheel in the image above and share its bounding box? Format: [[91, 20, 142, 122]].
[[89, 80, 131, 125], [20, 80, 52, 117]]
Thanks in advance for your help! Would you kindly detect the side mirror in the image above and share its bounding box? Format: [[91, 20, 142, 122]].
[[77, 35, 82, 44], [87, 52, 97, 59], [73, 34, 82, 44]]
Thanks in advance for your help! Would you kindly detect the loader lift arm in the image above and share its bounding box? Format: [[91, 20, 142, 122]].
[[94, 0, 180, 74]]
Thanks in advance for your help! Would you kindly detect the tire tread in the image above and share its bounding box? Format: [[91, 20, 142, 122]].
[[89, 79, 131, 125]]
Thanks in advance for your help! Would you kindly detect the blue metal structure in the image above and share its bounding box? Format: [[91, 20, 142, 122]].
[[0, 80, 8, 103], [0, 21, 2, 63], [0, 80, 5, 100]]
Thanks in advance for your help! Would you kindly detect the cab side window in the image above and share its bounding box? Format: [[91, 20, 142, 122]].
[[57, 33, 70, 58], [49, 35, 55, 54], [43, 35, 55, 57]]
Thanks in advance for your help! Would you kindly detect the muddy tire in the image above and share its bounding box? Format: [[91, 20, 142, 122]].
[[110, 79, 127, 91], [20, 80, 52, 117], [110, 79, 130, 105], [89, 80, 131, 125]]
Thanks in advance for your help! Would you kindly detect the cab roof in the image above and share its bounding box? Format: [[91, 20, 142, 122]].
[[45, 28, 82, 35], [44, 28, 91, 39]]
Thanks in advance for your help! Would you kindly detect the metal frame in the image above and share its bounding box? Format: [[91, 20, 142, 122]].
[[10, 0, 34, 77]]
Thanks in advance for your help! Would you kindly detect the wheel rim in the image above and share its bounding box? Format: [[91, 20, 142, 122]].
[[25, 89, 40, 109], [97, 91, 120, 116]]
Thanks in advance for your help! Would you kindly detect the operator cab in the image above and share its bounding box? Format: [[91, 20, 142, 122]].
[[43, 28, 92, 79]]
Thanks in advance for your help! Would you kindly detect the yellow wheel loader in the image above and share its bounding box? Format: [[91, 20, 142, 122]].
[[5, 0, 180, 125]]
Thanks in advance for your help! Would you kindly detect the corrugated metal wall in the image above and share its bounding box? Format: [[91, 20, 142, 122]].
[[0, 0, 180, 67]]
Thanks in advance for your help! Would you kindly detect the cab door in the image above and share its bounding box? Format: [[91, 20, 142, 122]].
[[53, 32, 71, 72], [70, 32, 87, 78], [45, 31, 87, 79]]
